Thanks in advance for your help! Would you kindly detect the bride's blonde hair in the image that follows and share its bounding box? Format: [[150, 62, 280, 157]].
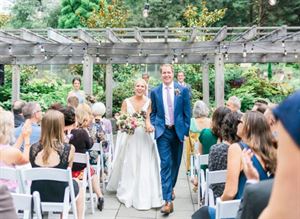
[[134, 78, 147, 88]]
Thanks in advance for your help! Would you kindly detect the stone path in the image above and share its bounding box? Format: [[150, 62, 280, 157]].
[[86, 147, 198, 219]]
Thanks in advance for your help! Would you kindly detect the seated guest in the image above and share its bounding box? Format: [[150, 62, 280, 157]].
[[186, 100, 211, 174], [58, 106, 76, 144], [252, 99, 268, 114], [0, 185, 18, 219], [192, 111, 277, 219], [67, 96, 79, 109], [260, 91, 300, 219], [226, 96, 241, 112], [208, 112, 242, 199], [12, 100, 26, 128], [48, 102, 64, 111], [70, 103, 104, 211], [198, 106, 231, 158], [29, 110, 84, 219], [0, 110, 31, 192], [15, 102, 42, 151], [236, 149, 274, 219], [90, 102, 112, 173]]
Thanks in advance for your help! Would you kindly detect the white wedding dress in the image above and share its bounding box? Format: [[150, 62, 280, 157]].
[[106, 98, 163, 210]]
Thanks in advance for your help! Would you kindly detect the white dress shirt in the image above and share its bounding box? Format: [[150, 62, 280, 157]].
[[162, 82, 175, 125]]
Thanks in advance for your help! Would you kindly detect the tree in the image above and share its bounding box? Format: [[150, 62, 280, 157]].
[[83, 0, 129, 28], [9, 0, 41, 28], [58, 0, 99, 28], [182, 0, 226, 28], [0, 14, 10, 28]]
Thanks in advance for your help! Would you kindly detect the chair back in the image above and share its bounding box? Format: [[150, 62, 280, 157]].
[[205, 169, 227, 206], [21, 167, 77, 219], [0, 167, 24, 193], [11, 191, 43, 219], [216, 197, 241, 219], [196, 154, 209, 208]]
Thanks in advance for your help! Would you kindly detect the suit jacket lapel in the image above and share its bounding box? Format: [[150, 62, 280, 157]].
[[158, 84, 164, 114], [174, 82, 179, 112]]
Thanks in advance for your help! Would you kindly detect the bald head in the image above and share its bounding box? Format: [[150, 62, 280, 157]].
[[13, 100, 26, 115]]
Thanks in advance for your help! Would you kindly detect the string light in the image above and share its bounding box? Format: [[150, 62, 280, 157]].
[[70, 47, 73, 53], [40, 45, 45, 53], [181, 53, 185, 58], [8, 45, 12, 54], [81, 57, 85, 64], [143, 0, 150, 18], [281, 41, 285, 48], [172, 54, 178, 64], [295, 54, 298, 59], [284, 49, 287, 56], [96, 54, 100, 63], [242, 43, 247, 58], [225, 51, 229, 60], [44, 54, 48, 60], [139, 49, 143, 56]]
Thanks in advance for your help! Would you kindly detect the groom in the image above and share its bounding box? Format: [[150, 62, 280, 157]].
[[150, 64, 191, 215]]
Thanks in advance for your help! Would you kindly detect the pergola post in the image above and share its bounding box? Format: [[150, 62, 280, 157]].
[[12, 64, 20, 102], [83, 54, 93, 95], [202, 62, 209, 107], [106, 64, 113, 118], [215, 53, 225, 107]]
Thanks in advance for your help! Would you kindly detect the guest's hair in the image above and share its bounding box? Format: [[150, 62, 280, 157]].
[[92, 102, 106, 117], [67, 96, 79, 108], [22, 102, 39, 119], [221, 112, 242, 144], [59, 106, 75, 126], [228, 96, 241, 110], [242, 111, 277, 174], [75, 103, 92, 128], [0, 110, 14, 145], [193, 100, 209, 118], [48, 102, 64, 111], [72, 77, 81, 84], [160, 64, 173, 73], [40, 110, 65, 164], [12, 100, 26, 114], [211, 106, 231, 139]]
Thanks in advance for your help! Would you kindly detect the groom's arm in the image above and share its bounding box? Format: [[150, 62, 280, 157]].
[[150, 90, 157, 125], [182, 87, 191, 136]]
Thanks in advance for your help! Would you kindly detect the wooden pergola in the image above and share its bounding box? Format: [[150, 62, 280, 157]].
[[0, 26, 299, 117]]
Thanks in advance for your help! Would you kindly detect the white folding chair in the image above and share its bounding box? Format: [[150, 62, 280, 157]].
[[21, 167, 78, 219], [216, 197, 241, 219], [0, 167, 24, 193], [90, 142, 105, 191], [74, 152, 97, 214], [196, 154, 209, 208], [205, 169, 227, 207], [11, 191, 43, 219]]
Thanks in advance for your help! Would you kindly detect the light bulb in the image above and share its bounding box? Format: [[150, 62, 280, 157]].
[[96, 55, 100, 63], [269, 0, 276, 6], [243, 50, 247, 58]]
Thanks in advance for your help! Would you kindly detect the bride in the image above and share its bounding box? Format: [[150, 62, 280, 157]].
[[106, 78, 163, 210]]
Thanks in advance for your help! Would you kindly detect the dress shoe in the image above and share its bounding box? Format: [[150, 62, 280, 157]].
[[172, 190, 175, 201], [97, 197, 104, 211], [160, 202, 174, 215]]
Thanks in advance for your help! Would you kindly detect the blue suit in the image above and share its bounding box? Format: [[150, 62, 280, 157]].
[[150, 82, 191, 202]]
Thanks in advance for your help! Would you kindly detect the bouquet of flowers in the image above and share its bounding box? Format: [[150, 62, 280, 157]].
[[116, 111, 147, 135]]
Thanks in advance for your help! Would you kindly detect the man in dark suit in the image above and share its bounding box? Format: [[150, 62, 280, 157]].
[[176, 71, 192, 98], [150, 64, 191, 215]]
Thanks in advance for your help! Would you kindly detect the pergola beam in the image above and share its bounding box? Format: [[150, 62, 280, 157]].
[[1, 53, 298, 65], [47, 28, 73, 44], [0, 30, 31, 44], [235, 25, 257, 42], [78, 29, 98, 44], [20, 29, 53, 43], [105, 28, 121, 43], [134, 27, 144, 43], [256, 26, 287, 42], [213, 26, 227, 42], [189, 27, 197, 43]]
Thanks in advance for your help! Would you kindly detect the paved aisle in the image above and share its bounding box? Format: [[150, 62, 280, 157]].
[[86, 146, 197, 219]]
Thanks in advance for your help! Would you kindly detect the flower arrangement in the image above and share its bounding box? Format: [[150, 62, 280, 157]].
[[174, 88, 181, 96], [116, 111, 147, 135]]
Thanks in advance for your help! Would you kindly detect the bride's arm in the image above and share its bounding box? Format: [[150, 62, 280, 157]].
[[145, 100, 154, 132], [120, 99, 127, 114]]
